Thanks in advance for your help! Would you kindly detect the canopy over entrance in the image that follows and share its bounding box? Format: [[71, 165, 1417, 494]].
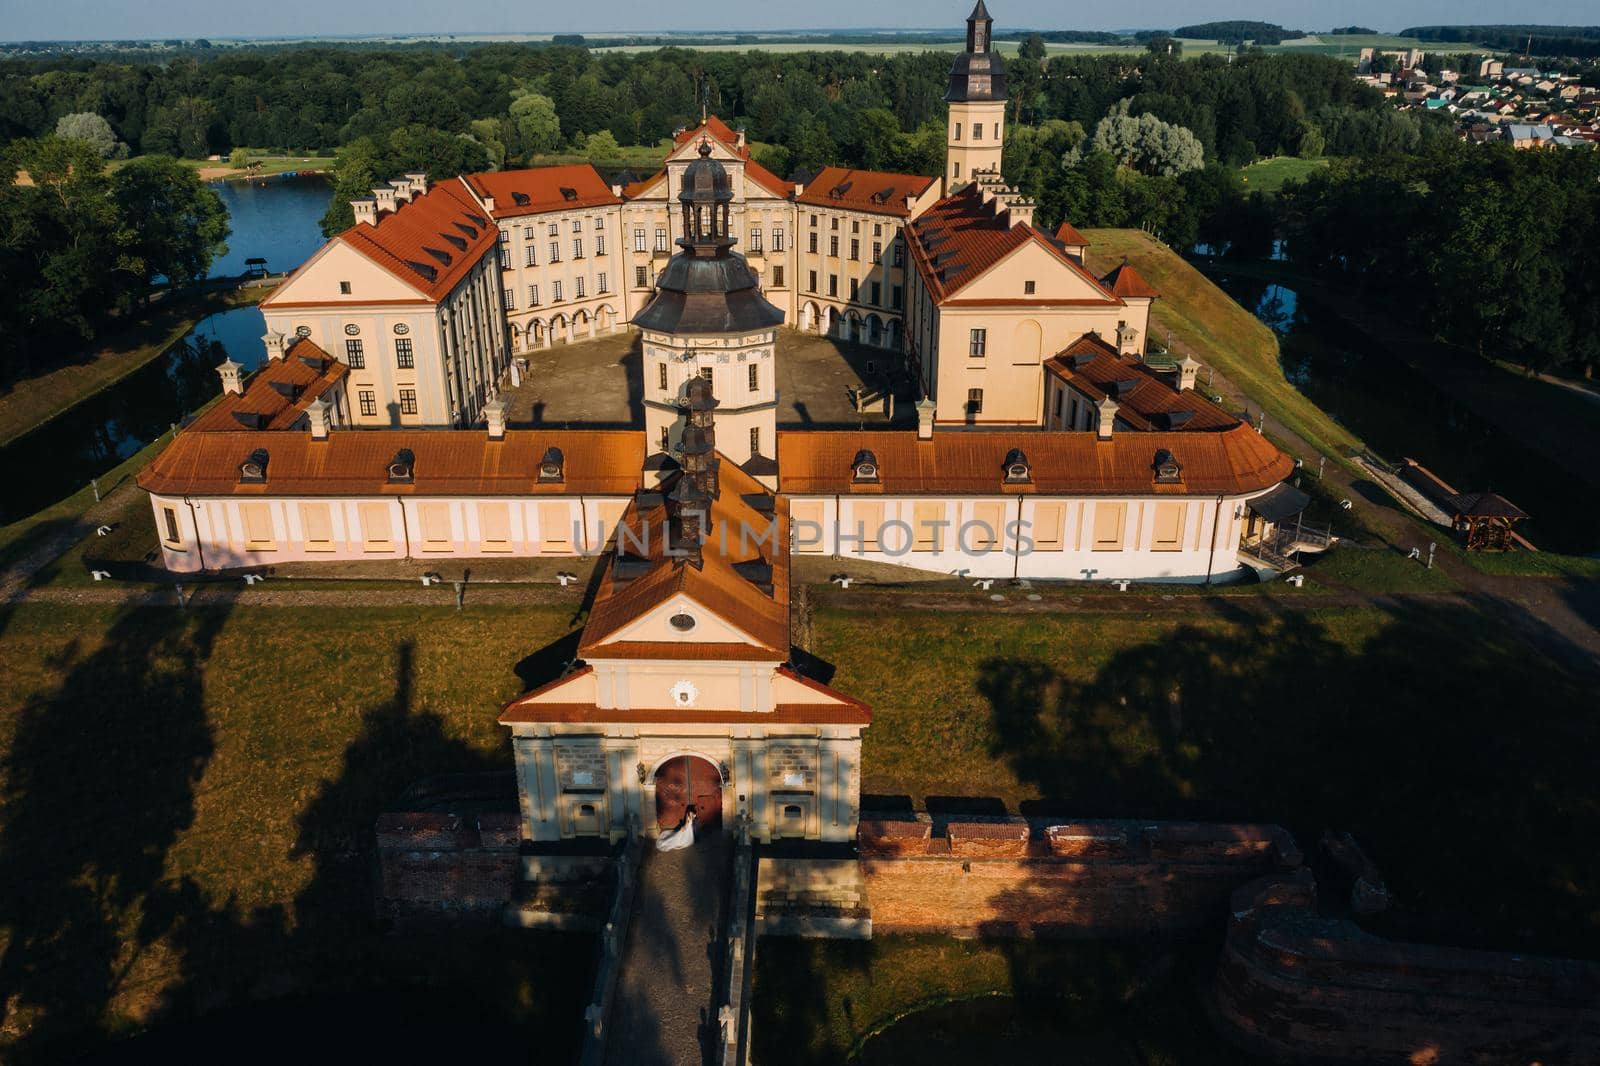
[[1247, 482, 1310, 525]]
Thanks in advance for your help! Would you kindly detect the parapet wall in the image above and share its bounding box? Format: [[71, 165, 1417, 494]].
[[1214, 873, 1600, 1063], [855, 818, 1302, 938], [374, 810, 522, 921]]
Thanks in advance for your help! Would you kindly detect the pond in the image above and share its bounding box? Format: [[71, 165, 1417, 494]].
[[2, 177, 329, 523], [1211, 273, 1595, 554]]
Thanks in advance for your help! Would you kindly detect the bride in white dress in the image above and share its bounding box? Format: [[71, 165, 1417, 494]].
[[656, 808, 697, 852]]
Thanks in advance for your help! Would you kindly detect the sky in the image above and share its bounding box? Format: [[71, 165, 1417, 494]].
[[1, 0, 1594, 42]]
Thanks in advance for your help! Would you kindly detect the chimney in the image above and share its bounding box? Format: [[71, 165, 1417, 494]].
[[1096, 395, 1119, 440], [262, 330, 287, 361], [305, 395, 331, 439], [482, 194, 495, 213], [611, 183, 623, 197], [404, 172, 429, 196], [916, 397, 936, 440], [390, 178, 414, 204], [372, 183, 399, 214], [794, 182, 805, 197], [736, 127, 747, 147], [216, 357, 243, 396], [1007, 199, 1036, 228], [1178, 355, 1200, 392], [484, 397, 507, 440], [351, 197, 378, 226]]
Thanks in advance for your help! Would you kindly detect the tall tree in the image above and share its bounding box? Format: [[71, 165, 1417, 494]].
[[110, 155, 231, 297]]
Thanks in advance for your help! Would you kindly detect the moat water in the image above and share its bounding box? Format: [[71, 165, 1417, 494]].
[[1208, 272, 1596, 554], [1, 177, 330, 524]]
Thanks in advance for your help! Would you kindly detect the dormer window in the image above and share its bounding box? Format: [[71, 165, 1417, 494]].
[[538, 447, 565, 483], [1003, 448, 1031, 484], [1153, 449, 1183, 484], [239, 448, 269, 484], [851, 449, 879, 484], [387, 448, 415, 484]]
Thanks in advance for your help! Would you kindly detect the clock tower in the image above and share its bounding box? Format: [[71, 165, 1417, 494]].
[[944, 1, 1008, 194]]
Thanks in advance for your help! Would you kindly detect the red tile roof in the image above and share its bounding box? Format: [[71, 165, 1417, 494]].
[[1043, 334, 1233, 431], [461, 163, 620, 218], [302, 181, 499, 303], [906, 185, 1123, 304], [1101, 261, 1160, 299], [675, 115, 742, 148], [579, 458, 790, 659], [666, 117, 793, 198], [1054, 221, 1090, 246], [621, 169, 666, 199], [776, 424, 1292, 497], [137, 429, 643, 498], [187, 338, 348, 433], [795, 167, 936, 218]]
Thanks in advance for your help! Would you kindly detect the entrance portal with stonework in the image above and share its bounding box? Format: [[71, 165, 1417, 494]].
[[654, 754, 724, 832]]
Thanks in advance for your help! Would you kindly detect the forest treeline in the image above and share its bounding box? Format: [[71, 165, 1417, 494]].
[[1400, 25, 1600, 58]]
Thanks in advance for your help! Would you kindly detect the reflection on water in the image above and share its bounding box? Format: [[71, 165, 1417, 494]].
[[1214, 274, 1594, 553], [0, 306, 265, 523], [207, 175, 333, 279]]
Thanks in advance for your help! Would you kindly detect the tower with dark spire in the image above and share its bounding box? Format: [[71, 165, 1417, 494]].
[[634, 140, 784, 484], [944, 1, 1008, 193]]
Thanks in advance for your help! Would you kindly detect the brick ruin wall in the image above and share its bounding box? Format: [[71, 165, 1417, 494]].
[[374, 810, 522, 921], [853, 818, 1304, 937], [1214, 873, 1600, 1064]]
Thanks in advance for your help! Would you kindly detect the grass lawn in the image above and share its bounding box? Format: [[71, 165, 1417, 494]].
[[815, 600, 1599, 958], [1238, 156, 1329, 195], [1083, 229, 1361, 464], [0, 602, 587, 1062], [108, 152, 335, 180], [753, 936, 1241, 1065], [0, 286, 265, 447]]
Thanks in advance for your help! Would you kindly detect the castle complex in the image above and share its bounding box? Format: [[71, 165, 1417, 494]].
[[136, 3, 1305, 844]]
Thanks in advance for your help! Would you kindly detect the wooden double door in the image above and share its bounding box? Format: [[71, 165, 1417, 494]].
[[654, 756, 723, 831]]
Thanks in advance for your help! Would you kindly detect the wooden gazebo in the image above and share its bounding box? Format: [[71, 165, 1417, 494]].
[[1448, 492, 1528, 552]]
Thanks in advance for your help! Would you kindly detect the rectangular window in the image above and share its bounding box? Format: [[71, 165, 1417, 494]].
[[872, 241, 882, 261], [595, 234, 606, 255], [338, 280, 351, 295], [852, 220, 860, 234], [809, 213, 818, 228], [548, 222, 559, 237], [748, 363, 759, 391], [1032, 503, 1066, 551], [548, 241, 560, 262], [870, 281, 881, 305], [571, 218, 582, 233], [572, 238, 583, 259], [359, 502, 393, 551], [593, 216, 604, 230], [398, 388, 418, 416], [358, 389, 376, 417], [750, 228, 762, 252], [1092, 503, 1127, 551], [1152, 502, 1186, 551], [528, 284, 540, 306], [829, 235, 839, 257], [395, 338, 414, 368], [849, 238, 859, 260], [538, 502, 571, 551], [242, 503, 276, 550], [345, 339, 365, 369], [913, 502, 945, 552], [893, 241, 904, 266], [969, 329, 987, 357], [498, 247, 510, 269], [300, 502, 334, 551], [831, 217, 839, 230], [575, 276, 586, 298], [791, 500, 825, 554], [419, 502, 451, 550], [772, 228, 785, 252], [954, 121, 962, 140], [772, 265, 784, 287], [598, 271, 608, 293], [809, 233, 818, 254], [659, 363, 668, 391], [654, 228, 667, 251], [849, 277, 859, 300], [699, 367, 713, 381], [1024, 280, 1036, 295], [971, 502, 1006, 552], [502, 287, 515, 310], [635, 266, 648, 287], [553, 280, 563, 302], [807, 270, 817, 293], [634, 228, 647, 252], [523, 226, 534, 240], [828, 275, 838, 297], [480, 502, 512, 553], [973, 122, 983, 140], [524, 245, 537, 267], [749, 426, 760, 455], [967, 387, 983, 414], [162, 506, 181, 544], [892, 284, 903, 309], [874, 222, 883, 236]]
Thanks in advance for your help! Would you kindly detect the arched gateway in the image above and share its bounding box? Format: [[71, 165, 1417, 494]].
[[654, 754, 724, 831]]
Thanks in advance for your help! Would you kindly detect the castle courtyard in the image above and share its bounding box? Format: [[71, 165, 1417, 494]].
[[500, 329, 917, 430]]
